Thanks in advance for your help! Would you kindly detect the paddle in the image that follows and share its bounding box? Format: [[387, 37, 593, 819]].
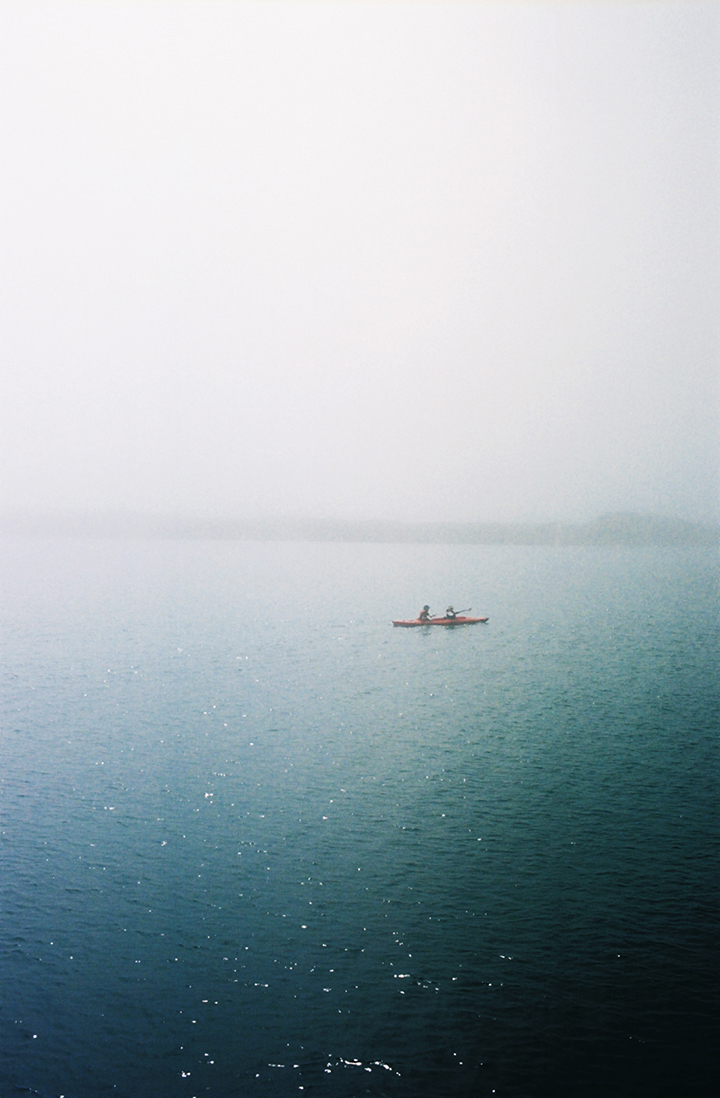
[[445, 607, 471, 617]]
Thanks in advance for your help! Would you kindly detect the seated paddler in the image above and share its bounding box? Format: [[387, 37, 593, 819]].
[[418, 605, 431, 621]]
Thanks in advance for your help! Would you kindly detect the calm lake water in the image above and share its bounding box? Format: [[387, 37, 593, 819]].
[[1, 538, 718, 1098]]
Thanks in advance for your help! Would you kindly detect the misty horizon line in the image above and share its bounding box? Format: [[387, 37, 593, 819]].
[[1, 509, 718, 546]]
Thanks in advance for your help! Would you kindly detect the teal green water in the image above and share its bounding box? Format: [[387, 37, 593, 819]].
[[1, 539, 718, 1097]]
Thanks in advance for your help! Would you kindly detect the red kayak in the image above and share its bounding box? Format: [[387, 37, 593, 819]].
[[392, 615, 488, 627]]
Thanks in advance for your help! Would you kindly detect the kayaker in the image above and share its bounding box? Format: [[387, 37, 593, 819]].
[[445, 605, 457, 619], [418, 605, 431, 621]]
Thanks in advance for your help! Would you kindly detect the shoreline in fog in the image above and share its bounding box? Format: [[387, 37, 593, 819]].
[[2, 510, 717, 546]]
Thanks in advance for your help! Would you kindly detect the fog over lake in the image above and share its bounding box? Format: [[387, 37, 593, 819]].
[[2, 10, 719, 1096], [0, 1, 717, 524]]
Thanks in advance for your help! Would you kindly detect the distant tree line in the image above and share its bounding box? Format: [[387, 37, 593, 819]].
[[1, 510, 718, 545]]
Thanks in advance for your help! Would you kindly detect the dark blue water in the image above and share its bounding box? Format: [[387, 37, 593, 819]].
[[1, 539, 718, 1098]]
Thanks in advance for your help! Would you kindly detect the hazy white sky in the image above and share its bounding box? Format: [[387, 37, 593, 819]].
[[1, 1, 717, 522]]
